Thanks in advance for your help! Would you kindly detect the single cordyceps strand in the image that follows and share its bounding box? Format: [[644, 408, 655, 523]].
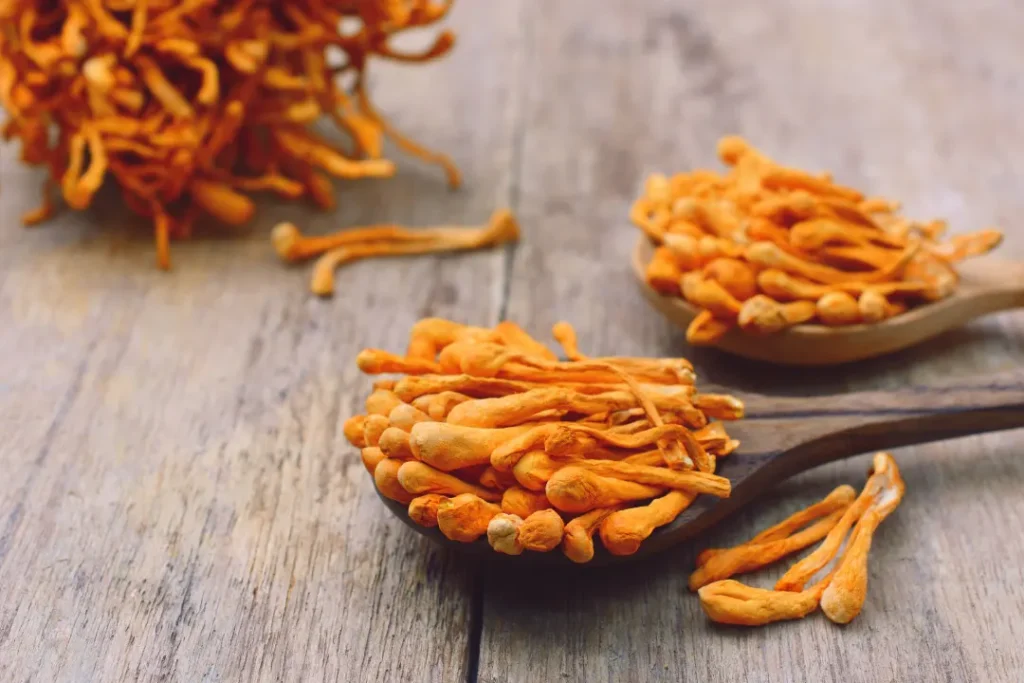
[[358, 350, 442, 376], [378, 427, 414, 460], [490, 422, 688, 471], [309, 211, 519, 297], [446, 388, 572, 428], [646, 247, 684, 295], [362, 414, 390, 448], [387, 403, 434, 432], [374, 458, 415, 504], [411, 422, 537, 472], [437, 494, 502, 543], [365, 389, 404, 416], [437, 340, 696, 386], [546, 466, 664, 514], [552, 321, 585, 360], [411, 391, 473, 420], [599, 491, 695, 556], [816, 291, 861, 326], [737, 295, 816, 335], [397, 461, 503, 502], [697, 580, 821, 627], [393, 374, 537, 402], [686, 310, 734, 346], [512, 451, 570, 492], [858, 290, 894, 324], [820, 453, 905, 624], [343, 415, 367, 448], [575, 460, 731, 498], [361, 447, 386, 475], [512, 452, 573, 492], [405, 318, 494, 361]]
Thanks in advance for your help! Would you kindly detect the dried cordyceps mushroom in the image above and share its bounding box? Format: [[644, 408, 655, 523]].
[[0, 0, 464, 270], [345, 317, 743, 561], [284, 208, 520, 297], [633, 137, 1004, 344], [693, 453, 904, 627]]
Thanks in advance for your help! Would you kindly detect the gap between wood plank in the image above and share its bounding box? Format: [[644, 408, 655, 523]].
[[470, 3, 536, 680]]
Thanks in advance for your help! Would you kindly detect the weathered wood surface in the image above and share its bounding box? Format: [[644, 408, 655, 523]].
[[486, 1, 1024, 682], [0, 2, 520, 680], [2, 1, 1024, 682]]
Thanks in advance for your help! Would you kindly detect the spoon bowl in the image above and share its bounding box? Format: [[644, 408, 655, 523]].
[[632, 236, 1024, 365], [377, 374, 1024, 566]]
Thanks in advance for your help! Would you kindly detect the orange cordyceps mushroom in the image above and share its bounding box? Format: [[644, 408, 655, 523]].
[[0, 0, 461, 269]]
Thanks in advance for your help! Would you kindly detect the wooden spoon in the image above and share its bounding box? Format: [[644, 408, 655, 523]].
[[376, 373, 1024, 566], [632, 235, 1024, 365]]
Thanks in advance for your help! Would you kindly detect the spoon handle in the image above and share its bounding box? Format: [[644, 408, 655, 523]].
[[735, 374, 1024, 481], [958, 258, 1024, 312]]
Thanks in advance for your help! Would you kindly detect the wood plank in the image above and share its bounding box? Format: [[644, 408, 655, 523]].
[[482, 1, 1024, 681], [0, 2, 525, 680]]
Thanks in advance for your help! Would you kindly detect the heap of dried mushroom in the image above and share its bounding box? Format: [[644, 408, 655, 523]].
[[693, 452, 904, 627], [634, 137, 1003, 345], [343, 318, 742, 562], [0, 0, 470, 271]]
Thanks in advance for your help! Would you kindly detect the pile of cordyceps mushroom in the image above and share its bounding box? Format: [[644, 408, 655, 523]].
[[0, 0, 461, 269], [344, 318, 743, 562], [634, 136, 1003, 345]]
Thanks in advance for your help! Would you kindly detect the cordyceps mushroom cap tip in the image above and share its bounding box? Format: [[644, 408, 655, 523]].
[[355, 349, 381, 373], [365, 158, 398, 177], [716, 135, 751, 165], [487, 208, 520, 243], [271, 222, 301, 260]]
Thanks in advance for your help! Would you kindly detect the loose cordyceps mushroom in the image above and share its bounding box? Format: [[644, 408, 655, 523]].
[[688, 508, 846, 591], [695, 484, 856, 567], [633, 137, 1004, 343], [303, 209, 521, 297], [346, 317, 744, 562], [0, 0, 482, 275], [819, 453, 905, 624], [692, 453, 905, 628]]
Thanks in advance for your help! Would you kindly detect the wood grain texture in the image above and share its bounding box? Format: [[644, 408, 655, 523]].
[[0, 2, 523, 681], [484, 0, 1024, 682]]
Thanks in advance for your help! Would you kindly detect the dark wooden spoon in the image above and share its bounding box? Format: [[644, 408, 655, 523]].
[[376, 373, 1024, 566]]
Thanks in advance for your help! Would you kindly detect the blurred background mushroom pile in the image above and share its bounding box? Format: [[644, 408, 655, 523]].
[[0, 0, 459, 268]]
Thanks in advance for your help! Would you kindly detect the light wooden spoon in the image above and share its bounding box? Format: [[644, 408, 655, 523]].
[[375, 373, 1024, 566], [632, 235, 1024, 365]]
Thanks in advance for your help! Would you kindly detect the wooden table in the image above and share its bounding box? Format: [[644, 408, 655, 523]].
[[3, 2, 1024, 681]]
